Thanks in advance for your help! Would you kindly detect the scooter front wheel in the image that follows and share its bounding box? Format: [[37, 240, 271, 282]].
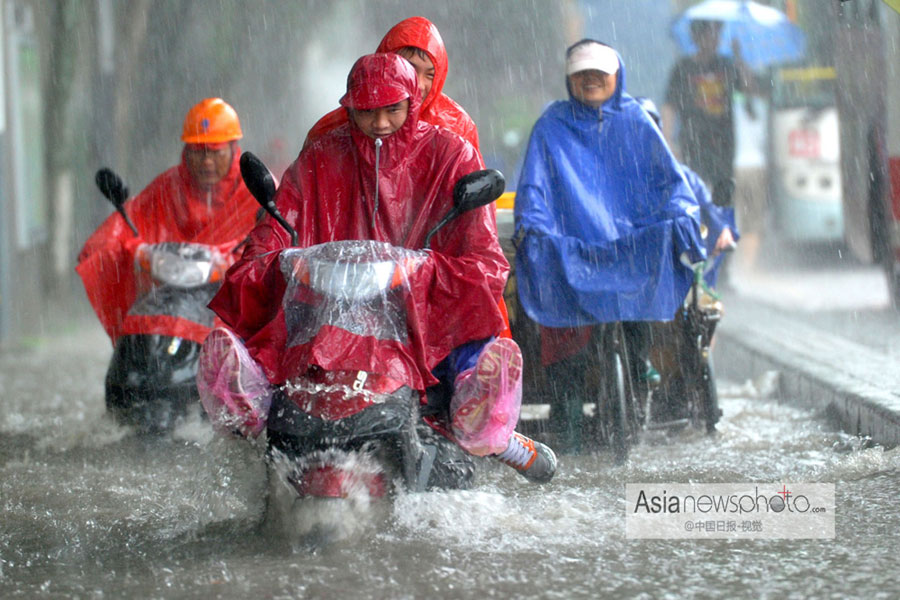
[[265, 452, 390, 548]]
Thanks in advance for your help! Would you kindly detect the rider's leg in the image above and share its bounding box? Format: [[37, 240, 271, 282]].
[[545, 353, 586, 454], [623, 321, 660, 387], [197, 327, 274, 438], [444, 337, 557, 483]]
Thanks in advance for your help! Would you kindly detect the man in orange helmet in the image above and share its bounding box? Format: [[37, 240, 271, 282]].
[[77, 98, 260, 345]]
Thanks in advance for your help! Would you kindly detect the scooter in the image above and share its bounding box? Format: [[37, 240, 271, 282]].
[[237, 153, 505, 544], [94, 168, 230, 433]]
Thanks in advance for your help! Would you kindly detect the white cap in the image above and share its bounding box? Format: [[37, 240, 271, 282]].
[[566, 42, 619, 76]]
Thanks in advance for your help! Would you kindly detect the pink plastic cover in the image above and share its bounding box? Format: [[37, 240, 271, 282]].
[[449, 338, 523, 456], [197, 327, 273, 438]]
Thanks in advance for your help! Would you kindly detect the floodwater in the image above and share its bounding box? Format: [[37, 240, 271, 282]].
[[1, 326, 898, 599]]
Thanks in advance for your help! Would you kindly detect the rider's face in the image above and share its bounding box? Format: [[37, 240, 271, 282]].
[[185, 143, 232, 188], [396, 48, 435, 102], [569, 69, 617, 108], [349, 100, 410, 139]]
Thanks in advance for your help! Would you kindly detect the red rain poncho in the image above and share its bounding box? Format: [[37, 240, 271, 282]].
[[209, 54, 507, 391], [76, 147, 259, 344], [303, 16, 479, 152]]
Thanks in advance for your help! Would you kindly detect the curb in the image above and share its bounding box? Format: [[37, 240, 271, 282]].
[[713, 296, 900, 447]]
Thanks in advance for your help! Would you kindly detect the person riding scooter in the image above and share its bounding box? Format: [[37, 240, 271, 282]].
[[208, 53, 556, 483], [76, 98, 260, 431], [302, 16, 514, 341]]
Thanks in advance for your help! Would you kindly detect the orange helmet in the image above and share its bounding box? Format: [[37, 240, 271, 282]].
[[181, 98, 243, 144]]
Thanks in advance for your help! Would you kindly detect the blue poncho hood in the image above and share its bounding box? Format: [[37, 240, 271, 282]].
[[514, 43, 705, 326]]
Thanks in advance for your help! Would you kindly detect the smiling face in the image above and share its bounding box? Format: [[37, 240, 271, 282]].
[[349, 100, 410, 139], [395, 47, 435, 102], [569, 69, 617, 108]]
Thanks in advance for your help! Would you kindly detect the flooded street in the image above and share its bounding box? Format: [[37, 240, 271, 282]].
[[1, 326, 898, 599], [2, 1, 899, 598]]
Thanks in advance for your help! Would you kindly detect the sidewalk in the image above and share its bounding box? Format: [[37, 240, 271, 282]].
[[713, 256, 900, 447]]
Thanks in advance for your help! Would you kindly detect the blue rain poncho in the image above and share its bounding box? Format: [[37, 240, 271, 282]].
[[514, 47, 705, 327]]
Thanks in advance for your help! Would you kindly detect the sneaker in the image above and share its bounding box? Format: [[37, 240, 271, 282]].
[[495, 432, 557, 483], [637, 359, 662, 387]]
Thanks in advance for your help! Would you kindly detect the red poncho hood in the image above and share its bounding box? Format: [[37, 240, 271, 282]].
[[376, 16, 449, 116], [210, 54, 507, 391], [303, 16, 479, 152], [76, 146, 260, 344]]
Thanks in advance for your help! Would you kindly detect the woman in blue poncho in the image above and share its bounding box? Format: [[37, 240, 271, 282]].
[[514, 40, 706, 450]]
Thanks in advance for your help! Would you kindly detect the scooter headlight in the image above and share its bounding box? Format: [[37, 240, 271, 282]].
[[307, 258, 396, 300], [282, 241, 422, 301], [140, 243, 215, 288]]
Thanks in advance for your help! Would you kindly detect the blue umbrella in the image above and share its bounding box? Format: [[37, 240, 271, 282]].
[[670, 0, 806, 70]]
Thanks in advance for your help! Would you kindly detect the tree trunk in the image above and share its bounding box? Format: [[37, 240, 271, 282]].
[[112, 0, 153, 180], [42, 0, 83, 295]]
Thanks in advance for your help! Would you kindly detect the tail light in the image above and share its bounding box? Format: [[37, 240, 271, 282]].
[[290, 465, 386, 498]]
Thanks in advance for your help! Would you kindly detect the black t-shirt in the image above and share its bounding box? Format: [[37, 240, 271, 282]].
[[665, 55, 744, 184]]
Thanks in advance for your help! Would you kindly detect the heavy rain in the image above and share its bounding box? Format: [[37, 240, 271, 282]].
[[1, 0, 899, 598]]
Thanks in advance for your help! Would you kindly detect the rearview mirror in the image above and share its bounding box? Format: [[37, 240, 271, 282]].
[[453, 169, 506, 214], [95, 168, 129, 209], [239, 152, 277, 208], [95, 168, 138, 236], [239, 151, 298, 246]]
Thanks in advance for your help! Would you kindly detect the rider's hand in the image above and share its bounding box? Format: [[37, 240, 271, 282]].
[[712, 228, 736, 257]]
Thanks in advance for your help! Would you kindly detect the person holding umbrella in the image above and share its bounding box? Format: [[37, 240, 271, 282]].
[[664, 2, 805, 280], [662, 17, 759, 281], [661, 19, 756, 191], [664, 0, 806, 211]]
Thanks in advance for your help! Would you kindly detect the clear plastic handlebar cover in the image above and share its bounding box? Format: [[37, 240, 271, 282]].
[[279, 240, 427, 348], [139, 242, 219, 288], [129, 242, 226, 325]]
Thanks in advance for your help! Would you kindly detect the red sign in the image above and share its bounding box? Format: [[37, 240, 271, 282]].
[[788, 129, 821, 158]]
